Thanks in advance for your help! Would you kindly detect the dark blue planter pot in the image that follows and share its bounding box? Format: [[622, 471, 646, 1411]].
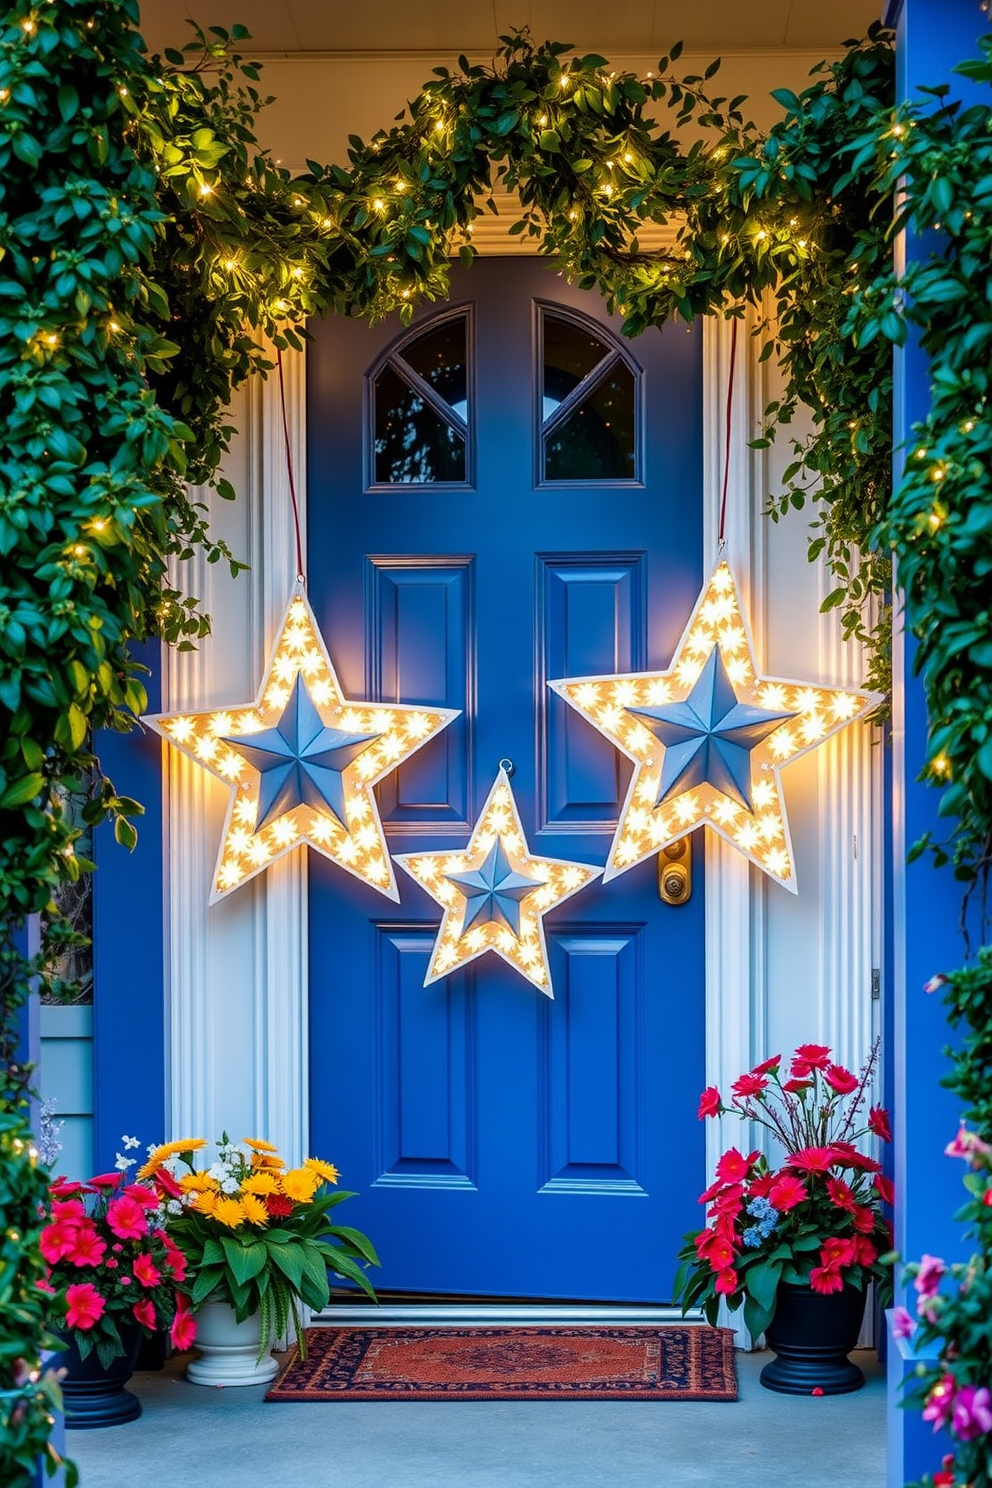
[[58, 1326, 143, 1429], [760, 1282, 867, 1395]]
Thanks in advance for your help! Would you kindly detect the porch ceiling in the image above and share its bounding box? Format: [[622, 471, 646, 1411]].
[[136, 0, 884, 56]]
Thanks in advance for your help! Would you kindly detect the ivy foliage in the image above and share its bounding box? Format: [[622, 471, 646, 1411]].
[[0, 1097, 76, 1488], [849, 37, 992, 906]]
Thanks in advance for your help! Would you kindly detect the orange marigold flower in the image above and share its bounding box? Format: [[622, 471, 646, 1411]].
[[281, 1167, 321, 1204], [241, 1193, 270, 1227], [243, 1138, 280, 1153], [250, 1151, 285, 1173], [213, 1197, 246, 1228], [137, 1137, 206, 1179], [191, 1189, 219, 1216], [304, 1157, 340, 1185], [241, 1172, 279, 1196], [180, 1172, 219, 1193]]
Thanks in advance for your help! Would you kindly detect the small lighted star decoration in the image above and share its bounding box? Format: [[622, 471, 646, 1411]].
[[146, 587, 459, 903], [395, 768, 602, 996], [549, 561, 884, 892]]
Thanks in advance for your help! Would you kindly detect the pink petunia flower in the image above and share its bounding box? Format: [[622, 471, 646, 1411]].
[[951, 1385, 992, 1442], [914, 1254, 946, 1299], [65, 1282, 105, 1331], [106, 1194, 148, 1241], [890, 1306, 915, 1340]]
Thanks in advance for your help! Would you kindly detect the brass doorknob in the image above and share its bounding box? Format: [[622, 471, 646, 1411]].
[[658, 838, 692, 904]]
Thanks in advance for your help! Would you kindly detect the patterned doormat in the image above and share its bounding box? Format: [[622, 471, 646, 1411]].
[[265, 1325, 737, 1402]]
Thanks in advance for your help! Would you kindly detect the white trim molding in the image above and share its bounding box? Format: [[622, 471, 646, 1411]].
[[162, 344, 309, 1165]]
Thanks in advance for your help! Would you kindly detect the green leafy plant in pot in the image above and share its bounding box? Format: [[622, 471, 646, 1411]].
[[143, 1135, 378, 1362], [673, 1041, 893, 1390]]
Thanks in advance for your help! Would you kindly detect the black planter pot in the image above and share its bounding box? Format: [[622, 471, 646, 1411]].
[[760, 1282, 867, 1395], [57, 1325, 143, 1429]]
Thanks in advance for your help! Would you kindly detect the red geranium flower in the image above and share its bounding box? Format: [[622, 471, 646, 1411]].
[[809, 1264, 845, 1295], [873, 1172, 895, 1206], [132, 1298, 157, 1330], [154, 1168, 183, 1200], [868, 1105, 892, 1142], [787, 1146, 839, 1174], [170, 1292, 197, 1353], [67, 1221, 106, 1268], [265, 1193, 294, 1218], [50, 1198, 86, 1223], [106, 1195, 148, 1241], [748, 1172, 776, 1199], [791, 1043, 831, 1077], [851, 1205, 876, 1234], [122, 1184, 160, 1210], [88, 1173, 123, 1189], [715, 1148, 758, 1184], [767, 1173, 807, 1212], [697, 1086, 722, 1119], [65, 1282, 105, 1331], [695, 1231, 736, 1271], [824, 1064, 859, 1095], [133, 1254, 162, 1289], [39, 1220, 79, 1264], [830, 1141, 882, 1173], [49, 1179, 85, 1198], [853, 1236, 878, 1267], [819, 1237, 856, 1269], [826, 1176, 857, 1213], [732, 1072, 768, 1099], [782, 1078, 813, 1094], [795, 1043, 831, 1067], [708, 1183, 744, 1217], [714, 1267, 739, 1295], [751, 1054, 782, 1077]]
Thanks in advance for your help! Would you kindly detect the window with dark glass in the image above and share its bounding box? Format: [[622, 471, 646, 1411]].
[[540, 311, 638, 482], [371, 313, 470, 484]]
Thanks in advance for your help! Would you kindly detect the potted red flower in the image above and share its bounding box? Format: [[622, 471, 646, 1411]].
[[40, 1141, 200, 1427], [673, 1040, 894, 1394]]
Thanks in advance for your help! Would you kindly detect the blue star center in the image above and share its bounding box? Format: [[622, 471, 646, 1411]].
[[625, 646, 796, 812], [444, 838, 545, 939], [223, 673, 380, 833]]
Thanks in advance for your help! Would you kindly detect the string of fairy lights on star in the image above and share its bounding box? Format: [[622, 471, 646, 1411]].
[[551, 562, 883, 892]]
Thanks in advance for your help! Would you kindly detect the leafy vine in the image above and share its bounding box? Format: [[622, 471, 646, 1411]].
[[7, 6, 992, 1484]]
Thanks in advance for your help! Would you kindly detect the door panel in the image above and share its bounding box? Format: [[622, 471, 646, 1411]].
[[308, 258, 704, 1302], [367, 557, 474, 827]]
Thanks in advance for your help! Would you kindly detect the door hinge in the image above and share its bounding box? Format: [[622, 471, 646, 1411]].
[[871, 967, 881, 1001]]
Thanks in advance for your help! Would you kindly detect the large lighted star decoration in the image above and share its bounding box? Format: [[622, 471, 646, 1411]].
[[549, 561, 884, 892], [395, 768, 602, 996], [145, 588, 459, 903]]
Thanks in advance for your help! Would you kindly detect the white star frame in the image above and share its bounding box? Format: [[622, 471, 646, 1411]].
[[145, 587, 459, 902], [549, 560, 884, 892], [395, 768, 602, 996]]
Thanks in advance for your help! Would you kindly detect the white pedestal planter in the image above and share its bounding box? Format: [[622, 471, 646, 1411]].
[[186, 1300, 279, 1388]]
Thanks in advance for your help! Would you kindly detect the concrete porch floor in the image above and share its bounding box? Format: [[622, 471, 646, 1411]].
[[69, 1344, 885, 1488]]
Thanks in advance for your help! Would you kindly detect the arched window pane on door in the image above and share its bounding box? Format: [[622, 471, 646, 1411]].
[[371, 311, 470, 485], [540, 309, 639, 483]]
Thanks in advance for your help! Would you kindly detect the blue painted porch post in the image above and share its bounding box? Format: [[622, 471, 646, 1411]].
[[91, 642, 166, 1169], [884, 3, 989, 1485]]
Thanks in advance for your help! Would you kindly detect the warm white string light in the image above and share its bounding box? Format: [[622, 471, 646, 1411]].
[[550, 561, 884, 892], [396, 768, 601, 996], [147, 587, 459, 903]]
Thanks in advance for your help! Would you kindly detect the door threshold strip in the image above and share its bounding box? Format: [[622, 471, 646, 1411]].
[[314, 1303, 705, 1328]]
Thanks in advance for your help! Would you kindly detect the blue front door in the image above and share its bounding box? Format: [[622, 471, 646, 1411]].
[[308, 258, 704, 1301]]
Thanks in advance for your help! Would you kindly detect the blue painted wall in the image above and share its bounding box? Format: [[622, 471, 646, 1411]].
[[91, 642, 166, 1171], [885, 2, 989, 1483]]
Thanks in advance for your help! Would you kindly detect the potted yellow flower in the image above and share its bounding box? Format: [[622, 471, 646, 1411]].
[[140, 1134, 378, 1386]]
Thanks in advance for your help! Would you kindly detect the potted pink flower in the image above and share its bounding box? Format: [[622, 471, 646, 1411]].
[[40, 1142, 201, 1427], [673, 1040, 894, 1394]]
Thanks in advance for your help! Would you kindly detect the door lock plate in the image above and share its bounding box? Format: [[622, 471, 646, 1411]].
[[658, 838, 692, 905]]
